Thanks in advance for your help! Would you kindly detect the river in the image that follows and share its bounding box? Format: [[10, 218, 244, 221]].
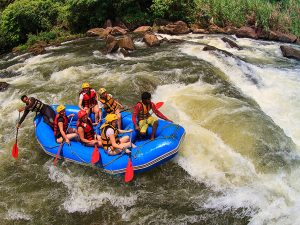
[[0, 34, 300, 225]]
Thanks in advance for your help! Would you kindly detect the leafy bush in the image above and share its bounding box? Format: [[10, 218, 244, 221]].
[[151, 0, 196, 22], [0, 0, 60, 45], [64, 0, 110, 33]]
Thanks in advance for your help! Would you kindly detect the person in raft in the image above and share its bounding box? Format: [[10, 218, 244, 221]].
[[53, 105, 78, 144], [100, 114, 135, 155], [78, 82, 101, 123], [98, 88, 123, 129], [77, 109, 102, 147], [17, 95, 56, 129], [132, 92, 172, 140]]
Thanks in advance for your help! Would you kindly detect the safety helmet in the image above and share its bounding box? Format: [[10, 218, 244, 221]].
[[105, 114, 118, 123], [82, 82, 90, 89], [56, 105, 65, 113], [98, 87, 106, 95], [78, 109, 87, 119]]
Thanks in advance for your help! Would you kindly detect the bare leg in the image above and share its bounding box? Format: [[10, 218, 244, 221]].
[[150, 121, 158, 140]]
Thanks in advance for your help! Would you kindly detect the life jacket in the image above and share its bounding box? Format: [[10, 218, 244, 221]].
[[27, 97, 44, 112], [77, 118, 95, 141], [100, 124, 120, 151], [80, 89, 97, 108], [137, 101, 151, 121], [53, 114, 68, 137], [99, 94, 118, 113]]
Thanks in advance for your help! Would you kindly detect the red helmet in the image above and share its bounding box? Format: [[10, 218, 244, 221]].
[[78, 109, 87, 119]]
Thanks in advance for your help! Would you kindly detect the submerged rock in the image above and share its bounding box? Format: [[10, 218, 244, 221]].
[[221, 37, 242, 50], [0, 82, 9, 92], [280, 45, 300, 61]]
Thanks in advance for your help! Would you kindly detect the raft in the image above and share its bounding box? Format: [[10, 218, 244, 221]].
[[34, 105, 185, 175]]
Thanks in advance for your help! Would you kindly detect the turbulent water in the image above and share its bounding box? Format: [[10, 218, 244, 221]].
[[0, 33, 300, 225]]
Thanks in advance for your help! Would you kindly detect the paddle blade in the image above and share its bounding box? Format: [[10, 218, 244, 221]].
[[155, 102, 164, 109], [91, 145, 100, 164], [53, 143, 63, 166], [125, 157, 134, 182], [12, 143, 18, 159]]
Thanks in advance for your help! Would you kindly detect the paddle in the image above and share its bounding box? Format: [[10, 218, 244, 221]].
[[12, 112, 21, 159], [121, 101, 164, 113], [53, 115, 74, 166], [91, 124, 100, 164], [91, 144, 100, 164], [125, 132, 134, 182]]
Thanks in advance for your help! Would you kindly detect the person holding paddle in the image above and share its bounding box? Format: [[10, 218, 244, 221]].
[[132, 92, 172, 140], [100, 114, 134, 155], [78, 82, 101, 123], [98, 88, 123, 129], [77, 109, 102, 147], [17, 95, 56, 129], [53, 105, 77, 144]]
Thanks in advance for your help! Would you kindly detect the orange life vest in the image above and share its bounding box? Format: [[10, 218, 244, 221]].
[[99, 95, 118, 113], [137, 101, 151, 121]]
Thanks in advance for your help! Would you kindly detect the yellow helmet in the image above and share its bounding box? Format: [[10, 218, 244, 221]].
[[105, 114, 118, 123], [98, 87, 106, 94], [56, 105, 65, 113], [82, 82, 90, 89]]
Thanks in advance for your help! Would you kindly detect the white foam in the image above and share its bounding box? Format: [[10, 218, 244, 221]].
[[47, 164, 137, 213], [5, 209, 32, 221]]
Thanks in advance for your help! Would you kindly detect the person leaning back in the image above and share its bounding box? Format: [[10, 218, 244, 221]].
[[17, 95, 56, 129]]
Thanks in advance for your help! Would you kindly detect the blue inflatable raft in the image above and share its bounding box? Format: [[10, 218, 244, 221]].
[[34, 105, 185, 175]]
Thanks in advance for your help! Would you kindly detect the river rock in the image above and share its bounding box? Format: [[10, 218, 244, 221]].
[[269, 31, 297, 43], [203, 45, 233, 57], [0, 82, 9, 92], [158, 21, 190, 35], [105, 35, 119, 53], [133, 26, 152, 33], [236, 26, 258, 39], [143, 32, 160, 47], [221, 37, 242, 50], [86, 28, 112, 38], [110, 26, 127, 36], [280, 45, 300, 61], [118, 35, 135, 50]]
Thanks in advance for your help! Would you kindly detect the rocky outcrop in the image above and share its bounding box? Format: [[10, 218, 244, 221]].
[[0, 82, 9, 92], [221, 37, 242, 50], [236, 26, 258, 39], [110, 26, 127, 36], [105, 35, 119, 53], [203, 45, 233, 57], [143, 32, 160, 47], [118, 35, 135, 50], [86, 28, 112, 38], [280, 45, 300, 61], [269, 31, 297, 43], [133, 26, 152, 33], [158, 21, 190, 35]]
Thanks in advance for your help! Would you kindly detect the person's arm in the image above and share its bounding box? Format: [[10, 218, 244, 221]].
[[58, 121, 70, 144], [132, 104, 140, 130], [17, 109, 30, 127], [78, 127, 97, 145], [118, 129, 133, 134], [78, 94, 84, 110], [110, 133, 130, 149], [18, 106, 26, 112], [152, 102, 172, 122]]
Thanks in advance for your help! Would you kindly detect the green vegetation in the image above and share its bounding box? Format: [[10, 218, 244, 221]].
[[0, 0, 299, 54]]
